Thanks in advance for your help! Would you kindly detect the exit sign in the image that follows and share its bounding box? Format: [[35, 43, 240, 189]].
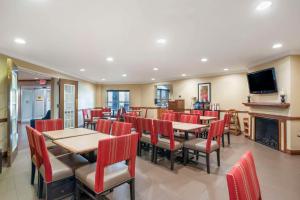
[[39, 79, 47, 85]]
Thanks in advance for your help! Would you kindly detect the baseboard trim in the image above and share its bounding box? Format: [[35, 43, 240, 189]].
[[286, 149, 300, 155]]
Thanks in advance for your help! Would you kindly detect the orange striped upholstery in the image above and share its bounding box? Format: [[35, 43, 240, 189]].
[[35, 119, 63, 132], [206, 120, 224, 153], [124, 115, 138, 130], [224, 113, 232, 128], [32, 129, 52, 181], [161, 113, 175, 121], [126, 112, 138, 117], [164, 110, 174, 113], [180, 114, 198, 124], [111, 121, 132, 136], [90, 109, 103, 121], [136, 118, 155, 143], [204, 110, 219, 120], [102, 107, 111, 112], [153, 120, 175, 150], [191, 110, 203, 116], [26, 125, 36, 157], [226, 151, 261, 200], [94, 133, 139, 193], [96, 119, 112, 134]]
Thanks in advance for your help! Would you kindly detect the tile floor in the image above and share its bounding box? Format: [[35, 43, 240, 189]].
[[1, 127, 300, 200]]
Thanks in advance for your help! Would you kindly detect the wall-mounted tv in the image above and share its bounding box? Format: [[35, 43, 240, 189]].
[[247, 68, 278, 94]]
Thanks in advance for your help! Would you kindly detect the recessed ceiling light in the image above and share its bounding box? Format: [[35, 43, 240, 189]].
[[256, 1, 272, 11], [156, 38, 167, 45], [80, 68, 85, 72], [224, 68, 229, 71], [181, 73, 187, 77], [101, 78, 106, 81], [34, 77, 38, 80], [201, 58, 208, 62], [151, 78, 156, 81], [122, 74, 127, 77], [272, 43, 282, 49], [14, 38, 26, 44], [106, 57, 114, 62], [153, 67, 159, 71]]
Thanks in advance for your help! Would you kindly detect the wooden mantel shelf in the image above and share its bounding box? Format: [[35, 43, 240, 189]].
[[243, 102, 290, 109]]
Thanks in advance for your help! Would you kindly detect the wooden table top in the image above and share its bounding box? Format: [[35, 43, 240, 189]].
[[172, 122, 207, 131], [200, 116, 217, 120], [43, 128, 98, 140], [53, 133, 114, 154]]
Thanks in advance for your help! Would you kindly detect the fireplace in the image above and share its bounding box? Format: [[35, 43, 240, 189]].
[[255, 117, 279, 150]]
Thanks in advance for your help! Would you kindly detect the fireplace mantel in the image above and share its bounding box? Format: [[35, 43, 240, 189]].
[[243, 102, 290, 109]]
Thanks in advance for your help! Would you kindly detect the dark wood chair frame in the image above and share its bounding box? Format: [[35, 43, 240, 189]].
[[183, 147, 220, 174], [75, 177, 135, 200], [153, 147, 182, 171], [222, 131, 231, 147]]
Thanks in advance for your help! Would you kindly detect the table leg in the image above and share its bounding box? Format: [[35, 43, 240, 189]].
[[185, 131, 189, 140]]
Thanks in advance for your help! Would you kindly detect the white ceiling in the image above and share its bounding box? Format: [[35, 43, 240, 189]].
[[0, 0, 300, 84], [18, 69, 50, 81]]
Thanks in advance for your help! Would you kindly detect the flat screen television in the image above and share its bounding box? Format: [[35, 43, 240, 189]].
[[247, 68, 278, 94]]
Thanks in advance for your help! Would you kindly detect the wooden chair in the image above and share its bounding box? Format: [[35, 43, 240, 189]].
[[82, 109, 91, 128], [136, 118, 155, 160], [183, 120, 225, 173], [26, 125, 38, 185], [160, 112, 176, 121], [75, 133, 139, 200], [174, 114, 199, 140], [124, 115, 138, 132], [153, 120, 183, 170], [226, 151, 262, 200], [111, 121, 132, 136], [96, 119, 112, 134], [222, 113, 233, 147], [32, 129, 89, 199], [190, 110, 204, 116]]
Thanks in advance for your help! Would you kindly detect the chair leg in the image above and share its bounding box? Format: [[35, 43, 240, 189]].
[[206, 153, 210, 174], [195, 150, 199, 160], [75, 182, 80, 200], [151, 145, 155, 162], [216, 149, 220, 166], [227, 133, 231, 145], [130, 179, 135, 200], [183, 148, 187, 165], [154, 146, 158, 164], [31, 161, 36, 185], [170, 151, 175, 171], [137, 141, 141, 156], [38, 173, 44, 198], [222, 134, 225, 147]]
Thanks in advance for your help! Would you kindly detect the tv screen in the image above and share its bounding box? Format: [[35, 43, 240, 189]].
[[247, 68, 278, 94]]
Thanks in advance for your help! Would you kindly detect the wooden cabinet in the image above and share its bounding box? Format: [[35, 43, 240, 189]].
[[168, 99, 185, 112]]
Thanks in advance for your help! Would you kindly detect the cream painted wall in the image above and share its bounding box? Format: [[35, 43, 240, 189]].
[[78, 81, 97, 126], [0, 55, 8, 151]]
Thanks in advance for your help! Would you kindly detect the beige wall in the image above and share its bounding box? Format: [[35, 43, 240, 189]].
[[0, 55, 9, 151]]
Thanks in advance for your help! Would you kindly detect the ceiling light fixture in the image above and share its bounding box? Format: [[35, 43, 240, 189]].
[[153, 67, 159, 71], [101, 78, 106, 81], [122, 74, 127, 77], [151, 78, 156, 81], [224, 68, 229, 71], [201, 58, 208, 62], [80, 68, 85, 72], [14, 38, 26, 44], [272, 43, 282, 49], [34, 77, 38, 80], [156, 38, 167, 45], [256, 1, 272, 11], [106, 57, 114, 62], [181, 73, 187, 77]]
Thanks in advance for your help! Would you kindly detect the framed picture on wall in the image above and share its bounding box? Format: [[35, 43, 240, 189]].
[[198, 83, 211, 102]]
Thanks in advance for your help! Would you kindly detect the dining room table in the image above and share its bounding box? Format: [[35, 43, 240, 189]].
[[43, 128, 99, 140], [199, 116, 217, 124], [172, 121, 208, 140]]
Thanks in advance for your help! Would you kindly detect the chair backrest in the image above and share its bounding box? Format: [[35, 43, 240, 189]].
[[224, 113, 232, 128], [91, 109, 103, 121], [127, 112, 138, 117], [94, 133, 139, 193], [32, 129, 52, 183], [82, 109, 89, 120], [164, 109, 174, 113], [124, 115, 138, 130], [96, 119, 112, 134], [204, 110, 219, 119], [206, 120, 225, 153], [136, 118, 155, 143], [153, 120, 175, 150], [102, 107, 111, 112], [35, 119, 64, 132], [111, 121, 132, 136], [26, 125, 36, 157], [191, 110, 203, 116], [226, 151, 261, 200], [180, 114, 198, 124], [161, 113, 175, 121]]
